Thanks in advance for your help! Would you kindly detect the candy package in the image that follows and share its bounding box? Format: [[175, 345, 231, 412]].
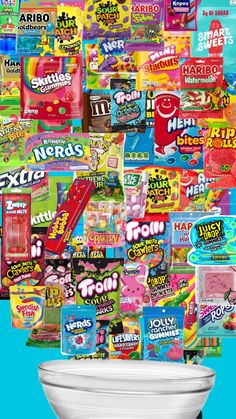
[[61, 305, 96, 355], [55, 1, 84, 56], [26, 324, 61, 348], [21, 55, 83, 120], [124, 128, 154, 167], [109, 317, 142, 360], [157, 273, 197, 349], [198, 305, 236, 337], [44, 284, 65, 325], [0, 227, 47, 299], [169, 211, 209, 273], [73, 258, 123, 320], [125, 217, 170, 305], [164, 0, 198, 32], [142, 166, 182, 214], [180, 58, 224, 119], [83, 0, 131, 39], [142, 306, 185, 362], [184, 350, 204, 365], [45, 259, 75, 305], [180, 169, 215, 212], [98, 38, 137, 73], [197, 266, 236, 306], [10, 285, 46, 329], [84, 201, 126, 248], [25, 133, 90, 171], [135, 49, 180, 91], [110, 78, 146, 132], [0, 56, 20, 100], [126, 0, 164, 51], [0, 0, 19, 55], [120, 264, 150, 315], [154, 91, 204, 168], [73, 320, 109, 360], [82, 91, 112, 133], [124, 169, 149, 218], [163, 28, 191, 58], [194, 337, 222, 358], [2, 188, 31, 261], [76, 133, 125, 202]]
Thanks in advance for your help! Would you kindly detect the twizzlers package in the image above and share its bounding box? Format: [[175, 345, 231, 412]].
[[73, 258, 123, 320]]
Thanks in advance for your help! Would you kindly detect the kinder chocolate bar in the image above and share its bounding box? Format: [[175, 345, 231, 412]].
[[2, 188, 31, 261], [164, 0, 198, 32], [21, 55, 83, 120], [45, 179, 95, 255]]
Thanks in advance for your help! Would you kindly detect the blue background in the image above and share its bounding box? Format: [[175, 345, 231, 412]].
[[0, 299, 233, 418]]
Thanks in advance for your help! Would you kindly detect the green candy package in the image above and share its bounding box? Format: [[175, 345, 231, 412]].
[[73, 258, 123, 320]]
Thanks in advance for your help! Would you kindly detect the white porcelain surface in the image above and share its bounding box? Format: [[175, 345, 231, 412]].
[[39, 360, 215, 419]]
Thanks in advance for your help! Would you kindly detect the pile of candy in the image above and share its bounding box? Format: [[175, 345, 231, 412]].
[[0, 0, 236, 364]]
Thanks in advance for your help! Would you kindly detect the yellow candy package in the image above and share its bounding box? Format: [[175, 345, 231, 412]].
[[10, 285, 46, 329], [83, 0, 131, 39], [141, 166, 182, 214], [55, 1, 84, 56]]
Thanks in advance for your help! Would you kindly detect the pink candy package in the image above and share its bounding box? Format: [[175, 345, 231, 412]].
[[197, 266, 236, 306], [120, 263, 151, 315], [124, 169, 149, 218], [21, 56, 83, 120], [164, 0, 198, 32]]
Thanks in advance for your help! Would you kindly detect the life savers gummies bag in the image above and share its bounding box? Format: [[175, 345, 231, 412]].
[[142, 306, 185, 362], [21, 55, 83, 120]]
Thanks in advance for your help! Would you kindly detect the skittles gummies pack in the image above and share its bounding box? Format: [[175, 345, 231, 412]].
[[142, 306, 185, 362], [21, 55, 83, 120]]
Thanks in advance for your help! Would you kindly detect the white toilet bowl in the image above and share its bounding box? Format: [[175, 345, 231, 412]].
[[38, 360, 215, 419]]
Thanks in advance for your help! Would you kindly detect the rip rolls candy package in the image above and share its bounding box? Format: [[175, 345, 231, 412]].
[[196, 266, 236, 306], [125, 217, 170, 305], [120, 264, 150, 315], [73, 258, 123, 320], [164, 0, 198, 32], [141, 166, 182, 214], [21, 55, 83, 120], [61, 305, 96, 355], [198, 305, 236, 337], [179, 58, 224, 119], [25, 133, 90, 171], [109, 317, 142, 360], [2, 188, 31, 261], [188, 215, 236, 266], [124, 169, 149, 219], [83, 0, 131, 40], [142, 306, 185, 362], [55, 1, 84, 56], [126, 0, 164, 51], [45, 179, 95, 255], [10, 285, 46, 329], [110, 78, 146, 132], [154, 91, 204, 168]]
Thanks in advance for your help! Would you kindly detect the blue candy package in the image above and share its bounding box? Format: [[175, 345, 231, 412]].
[[61, 305, 96, 356], [124, 128, 154, 167], [142, 306, 185, 362], [110, 78, 146, 132]]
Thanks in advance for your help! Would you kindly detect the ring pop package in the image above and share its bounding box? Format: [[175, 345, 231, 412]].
[[110, 78, 146, 132], [125, 217, 170, 305], [120, 264, 150, 315], [124, 169, 149, 218], [55, 1, 84, 56], [142, 306, 185, 362], [198, 305, 236, 337], [196, 266, 236, 306], [10, 285, 46, 329], [21, 55, 83, 120], [126, 0, 164, 51], [188, 215, 236, 266], [2, 188, 31, 261], [83, 0, 131, 40], [169, 212, 209, 273], [142, 166, 182, 214], [61, 305, 96, 355], [109, 317, 142, 360], [164, 0, 198, 32], [204, 127, 236, 188], [179, 58, 224, 119], [73, 258, 123, 320]]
